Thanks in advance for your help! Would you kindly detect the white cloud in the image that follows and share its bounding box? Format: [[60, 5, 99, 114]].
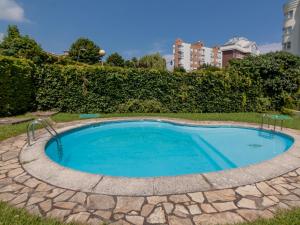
[[0, 0, 26, 22], [163, 54, 173, 71], [258, 42, 282, 54]]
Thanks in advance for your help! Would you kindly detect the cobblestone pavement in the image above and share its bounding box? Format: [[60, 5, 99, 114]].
[[1, 121, 300, 225]]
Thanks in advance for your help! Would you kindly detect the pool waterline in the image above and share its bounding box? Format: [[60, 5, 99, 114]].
[[45, 119, 294, 178]]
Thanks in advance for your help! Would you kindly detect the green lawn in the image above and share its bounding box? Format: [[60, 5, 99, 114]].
[[0, 112, 300, 225]]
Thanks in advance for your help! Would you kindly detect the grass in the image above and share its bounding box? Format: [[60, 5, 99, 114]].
[[0, 202, 81, 225], [1, 112, 300, 225]]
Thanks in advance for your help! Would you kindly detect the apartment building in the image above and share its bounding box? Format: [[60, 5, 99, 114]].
[[173, 39, 222, 72], [220, 37, 260, 67], [283, 0, 300, 56]]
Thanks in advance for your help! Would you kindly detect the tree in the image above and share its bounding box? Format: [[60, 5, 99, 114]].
[[0, 25, 48, 64], [68, 38, 101, 64], [106, 52, 125, 67], [138, 53, 166, 70], [124, 57, 138, 68]]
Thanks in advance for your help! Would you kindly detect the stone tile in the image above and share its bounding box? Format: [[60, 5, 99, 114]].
[[110, 219, 131, 225], [147, 207, 166, 224], [141, 204, 155, 217], [73, 205, 87, 213], [277, 194, 300, 201], [0, 193, 16, 201], [26, 204, 42, 216], [169, 194, 190, 203], [163, 202, 174, 214], [268, 202, 290, 213], [261, 197, 277, 207], [14, 174, 30, 183], [188, 192, 205, 203], [187, 204, 201, 215], [53, 201, 77, 209], [237, 209, 273, 221], [47, 209, 71, 221], [268, 177, 288, 185], [94, 210, 112, 220], [200, 203, 217, 213], [237, 198, 257, 209], [0, 184, 23, 193], [39, 199, 52, 213], [10, 193, 28, 205], [273, 185, 290, 195], [169, 216, 193, 225], [87, 194, 115, 210], [53, 190, 75, 202], [147, 196, 167, 205], [46, 188, 65, 198], [8, 168, 24, 177], [212, 202, 237, 212], [69, 192, 86, 204], [26, 197, 44, 206], [193, 212, 244, 225], [174, 204, 189, 217], [114, 196, 144, 213], [236, 185, 262, 197], [24, 178, 41, 188], [2, 151, 18, 161], [125, 215, 144, 225], [204, 189, 236, 202], [66, 212, 90, 223], [88, 217, 104, 225], [35, 183, 53, 192], [284, 200, 300, 207], [256, 182, 280, 195]]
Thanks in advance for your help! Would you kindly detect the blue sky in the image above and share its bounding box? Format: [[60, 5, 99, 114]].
[[0, 0, 286, 59]]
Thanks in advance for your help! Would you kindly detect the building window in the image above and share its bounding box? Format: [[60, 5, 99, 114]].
[[283, 26, 293, 35], [285, 10, 294, 20], [283, 42, 292, 50]]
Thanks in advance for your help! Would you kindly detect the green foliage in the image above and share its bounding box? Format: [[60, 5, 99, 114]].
[[34, 64, 267, 113], [174, 67, 186, 73], [138, 53, 166, 70], [0, 56, 35, 116], [68, 38, 101, 64], [118, 99, 167, 113], [228, 51, 300, 110], [0, 25, 49, 64], [106, 52, 125, 67]]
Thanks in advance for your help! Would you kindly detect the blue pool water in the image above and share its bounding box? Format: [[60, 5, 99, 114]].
[[45, 120, 294, 177]]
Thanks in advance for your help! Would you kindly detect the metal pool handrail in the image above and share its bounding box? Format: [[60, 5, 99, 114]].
[[27, 118, 63, 159]]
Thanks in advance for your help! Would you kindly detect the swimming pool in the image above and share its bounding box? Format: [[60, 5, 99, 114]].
[[45, 120, 294, 177]]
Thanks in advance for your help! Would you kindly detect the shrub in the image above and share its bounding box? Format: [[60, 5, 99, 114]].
[[117, 99, 167, 113], [0, 56, 35, 116]]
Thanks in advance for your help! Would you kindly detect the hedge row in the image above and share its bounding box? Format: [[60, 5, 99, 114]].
[[34, 64, 265, 113], [0, 56, 35, 116], [1, 52, 299, 116]]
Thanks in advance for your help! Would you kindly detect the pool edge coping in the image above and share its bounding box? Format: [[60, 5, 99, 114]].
[[19, 117, 300, 196]]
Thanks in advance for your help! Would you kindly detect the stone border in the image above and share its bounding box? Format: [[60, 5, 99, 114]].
[[19, 118, 300, 196]]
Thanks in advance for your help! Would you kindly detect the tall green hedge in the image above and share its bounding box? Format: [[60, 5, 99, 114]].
[[34, 64, 264, 113], [0, 56, 35, 116], [1, 52, 299, 116]]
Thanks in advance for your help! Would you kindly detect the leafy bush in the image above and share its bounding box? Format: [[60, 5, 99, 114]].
[[118, 99, 167, 113], [0, 56, 35, 116], [34, 64, 264, 113], [1, 52, 300, 116]]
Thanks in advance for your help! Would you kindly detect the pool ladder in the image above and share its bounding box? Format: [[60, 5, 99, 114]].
[[27, 118, 63, 159]]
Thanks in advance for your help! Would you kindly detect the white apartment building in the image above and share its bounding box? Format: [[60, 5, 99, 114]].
[[220, 37, 260, 67], [283, 0, 300, 56], [173, 39, 222, 72]]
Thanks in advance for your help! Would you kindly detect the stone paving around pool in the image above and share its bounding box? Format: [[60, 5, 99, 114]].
[[1, 118, 300, 225]]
